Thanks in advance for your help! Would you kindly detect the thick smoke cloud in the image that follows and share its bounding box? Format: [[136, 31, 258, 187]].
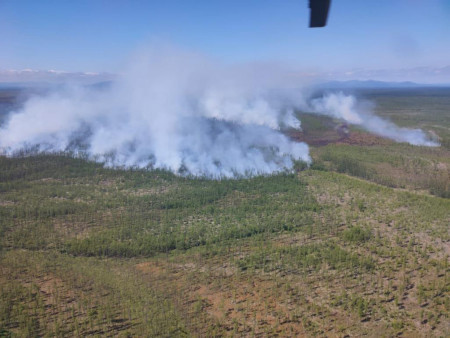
[[0, 46, 439, 178], [310, 92, 439, 146], [0, 47, 310, 178]]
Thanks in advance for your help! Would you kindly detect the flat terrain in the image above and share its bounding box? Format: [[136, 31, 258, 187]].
[[0, 88, 449, 337]]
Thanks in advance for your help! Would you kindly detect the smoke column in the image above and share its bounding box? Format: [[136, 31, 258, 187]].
[[0, 47, 310, 178], [310, 92, 439, 146]]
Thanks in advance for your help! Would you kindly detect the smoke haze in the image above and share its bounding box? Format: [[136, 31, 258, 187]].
[[0, 46, 439, 177]]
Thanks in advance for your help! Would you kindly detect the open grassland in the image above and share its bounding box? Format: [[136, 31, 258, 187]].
[[0, 87, 449, 337]]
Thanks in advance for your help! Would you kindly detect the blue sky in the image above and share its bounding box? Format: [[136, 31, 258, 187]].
[[1, 0, 449, 73]]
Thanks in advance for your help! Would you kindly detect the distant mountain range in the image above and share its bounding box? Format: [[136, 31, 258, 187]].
[[318, 80, 449, 89], [0, 69, 115, 86], [316, 66, 450, 85], [0, 65, 449, 87]]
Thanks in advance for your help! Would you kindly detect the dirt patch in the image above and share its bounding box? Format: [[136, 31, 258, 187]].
[[136, 261, 166, 276], [195, 279, 307, 336], [99, 179, 116, 187], [39, 178, 62, 183], [435, 162, 448, 170], [31, 275, 76, 313], [125, 186, 172, 196]]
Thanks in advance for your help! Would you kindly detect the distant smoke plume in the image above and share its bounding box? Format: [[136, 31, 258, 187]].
[[0, 46, 310, 178], [0, 46, 438, 178], [310, 92, 439, 146]]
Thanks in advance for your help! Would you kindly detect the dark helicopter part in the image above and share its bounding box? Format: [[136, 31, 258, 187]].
[[309, 0, 331, 27]]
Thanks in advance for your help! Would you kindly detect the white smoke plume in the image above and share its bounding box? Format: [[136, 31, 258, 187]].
[[0, 46, 439, 178], [0, 46, 310, 178], [310, 92, 439, 147]]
